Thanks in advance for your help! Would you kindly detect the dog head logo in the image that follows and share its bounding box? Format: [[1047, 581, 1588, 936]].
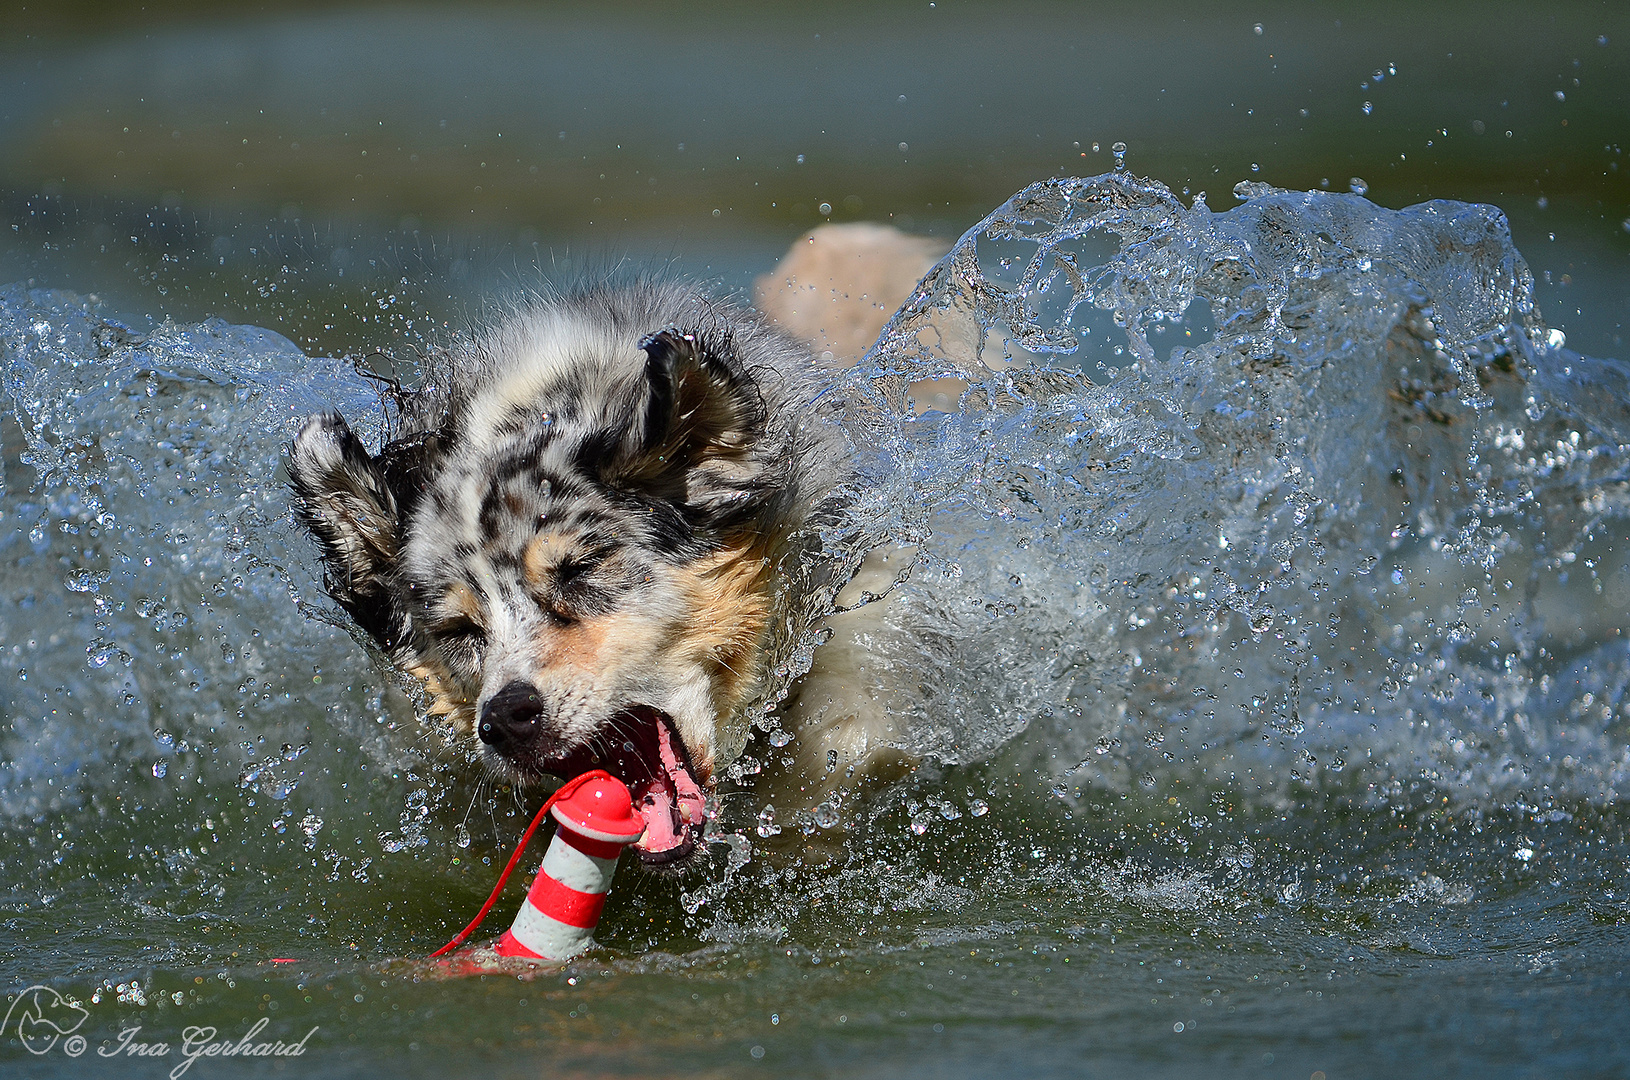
[[3, 985, 88, 1055]]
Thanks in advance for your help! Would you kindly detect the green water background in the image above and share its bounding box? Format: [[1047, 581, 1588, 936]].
[[2, 3, 1629, 1078]]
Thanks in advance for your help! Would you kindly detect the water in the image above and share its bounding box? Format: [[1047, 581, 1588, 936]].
[[2, 173, 1628, 1077]]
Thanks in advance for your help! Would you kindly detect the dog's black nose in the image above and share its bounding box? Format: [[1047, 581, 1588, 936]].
[[478, 680, 546, 750]]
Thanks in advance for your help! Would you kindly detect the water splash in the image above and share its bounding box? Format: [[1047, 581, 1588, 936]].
[[823, 172, 1628, 813], [0, 286, 389, 820], [1, 176, 1627, 953]]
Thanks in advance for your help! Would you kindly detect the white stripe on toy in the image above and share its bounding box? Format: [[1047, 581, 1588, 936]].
[[493, 775, 645, 962]]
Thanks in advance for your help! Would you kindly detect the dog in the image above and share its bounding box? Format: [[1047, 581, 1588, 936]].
[[289, 249, 938, 868]]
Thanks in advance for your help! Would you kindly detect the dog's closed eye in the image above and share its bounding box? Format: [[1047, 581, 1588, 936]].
[[439, 618, 487, 645], [427, 582, 488, 658], [554, 557, 590, 587], [536, 554, 610, 625], [523, 534, 621, 618]]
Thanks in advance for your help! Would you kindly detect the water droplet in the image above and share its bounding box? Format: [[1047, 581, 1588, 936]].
[[65, 567, 108, 593], [819, 202, 833, 215], [1348, 177, 1369, 195], [813, 804, 839, 829], [1361, 101, 1373, 116], [768, 728, 794, 747], [454, 824, 472, 848], [969, 799, 989, 817], [152, 760, 168, 778], [85, 638, 117, 667]]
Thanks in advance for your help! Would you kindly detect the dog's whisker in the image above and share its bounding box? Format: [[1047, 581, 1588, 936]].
[[712, 656, 746, 679], [460, 774, 491, 830]]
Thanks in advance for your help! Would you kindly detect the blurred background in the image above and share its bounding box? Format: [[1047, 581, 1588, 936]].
[[4, 7, 1630, 1076], [2, 0, 1627, 358]]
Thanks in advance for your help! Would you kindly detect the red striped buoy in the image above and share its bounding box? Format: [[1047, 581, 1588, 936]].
[[492, 774, 645, 962]]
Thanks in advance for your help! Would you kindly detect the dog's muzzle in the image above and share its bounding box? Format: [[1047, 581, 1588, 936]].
[[474, 681, 709, 867], [478, 679, 546, 752]]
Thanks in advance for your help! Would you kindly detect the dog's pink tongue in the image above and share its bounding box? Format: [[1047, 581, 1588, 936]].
[[635, 781, 684, 852], [632, 718, 707, 854]]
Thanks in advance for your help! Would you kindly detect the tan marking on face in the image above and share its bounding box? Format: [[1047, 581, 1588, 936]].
[[403, 656, 476, 736], [433, 580, 484, 630], [532, 614, 616, 671], [671, 541, 779, 724], [523, 531, 577, 589]]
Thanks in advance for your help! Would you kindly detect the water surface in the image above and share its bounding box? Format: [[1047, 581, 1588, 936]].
[[2, 5, 1629, 1078]]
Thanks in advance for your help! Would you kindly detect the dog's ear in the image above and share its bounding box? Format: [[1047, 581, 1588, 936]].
[[600, 329, 775, 530], [288, 411, 413, 651], [633, 329, 762, 461]]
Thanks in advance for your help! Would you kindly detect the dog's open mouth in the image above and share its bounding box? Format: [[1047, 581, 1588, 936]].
[[540, 706, 708, 866]]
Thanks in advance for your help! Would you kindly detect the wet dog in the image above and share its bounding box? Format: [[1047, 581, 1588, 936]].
[[291, 226, 946, 867], [289, 281, 867, 865]]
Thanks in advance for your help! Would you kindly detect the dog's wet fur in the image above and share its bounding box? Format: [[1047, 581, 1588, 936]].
[[289, 281, 860, 866]]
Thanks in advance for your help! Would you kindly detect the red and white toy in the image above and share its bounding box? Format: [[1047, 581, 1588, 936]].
[[493, 775, 644, 960], [429, 770, 644, 965]]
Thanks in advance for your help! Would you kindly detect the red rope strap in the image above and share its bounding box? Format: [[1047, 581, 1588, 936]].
[[427, 769, 620, 958]]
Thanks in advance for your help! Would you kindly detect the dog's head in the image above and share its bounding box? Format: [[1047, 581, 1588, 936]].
[[291, 314, 799, 865]]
